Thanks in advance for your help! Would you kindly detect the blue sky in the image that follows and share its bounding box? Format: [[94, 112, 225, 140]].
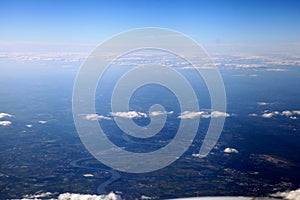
[[1, 0, 300, 45]]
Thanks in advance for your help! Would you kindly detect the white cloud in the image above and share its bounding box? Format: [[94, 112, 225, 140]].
[[224, 148, 239, 154], [23, 192, 53, 199], [111, 111, 147, 119], [141, 195, 157, 200], [57, 192, 122, 200], [0, 112, 12, 119], [293, 110, 300, 115], [248, 113, 258, 117], [178, 111, 230, 119], [210, 111, 230, 118], [83, 173, 94, 177], [85, 114, 111, 120], [257, 102, 270, 106], [26, 124, 33, 128], [150, 111, 174, 116], [262, 113, 275, 118], [192, 153, 206, 158], [261, 110, 300, 119], [38, 120, 47, 124], [178, 111, 206, 119], [282, 110, 293, 116], [272, 188, 300, 200], [265, 68, 288, 72], [168, 197, 255, 200], [0, 51, 87, 65], [23, 192, 122, 200], [0, 121, 12, 126]]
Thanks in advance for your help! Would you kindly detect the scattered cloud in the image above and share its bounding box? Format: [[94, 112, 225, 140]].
[[0, 112, 12, 119], [0, 121, 12, 126], [261, 110, 300, 119], [85, 114, 111, 120], [224, 148, 239, 154], [111, 111, 147, 119], [178, 111, 230, 119], [38, 120, 47, 124], [272, 188, 300, 200]]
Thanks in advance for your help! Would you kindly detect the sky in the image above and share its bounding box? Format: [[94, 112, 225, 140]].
[[1, 0, 300, 45]]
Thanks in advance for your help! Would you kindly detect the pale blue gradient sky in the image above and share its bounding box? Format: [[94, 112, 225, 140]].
[[1, 0, 300, 45]]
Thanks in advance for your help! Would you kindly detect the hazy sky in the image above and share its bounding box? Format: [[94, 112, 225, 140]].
[[1, 0, 300, 45]]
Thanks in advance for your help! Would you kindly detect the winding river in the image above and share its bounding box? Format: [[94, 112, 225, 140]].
[[70, 158, 121, 194]]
